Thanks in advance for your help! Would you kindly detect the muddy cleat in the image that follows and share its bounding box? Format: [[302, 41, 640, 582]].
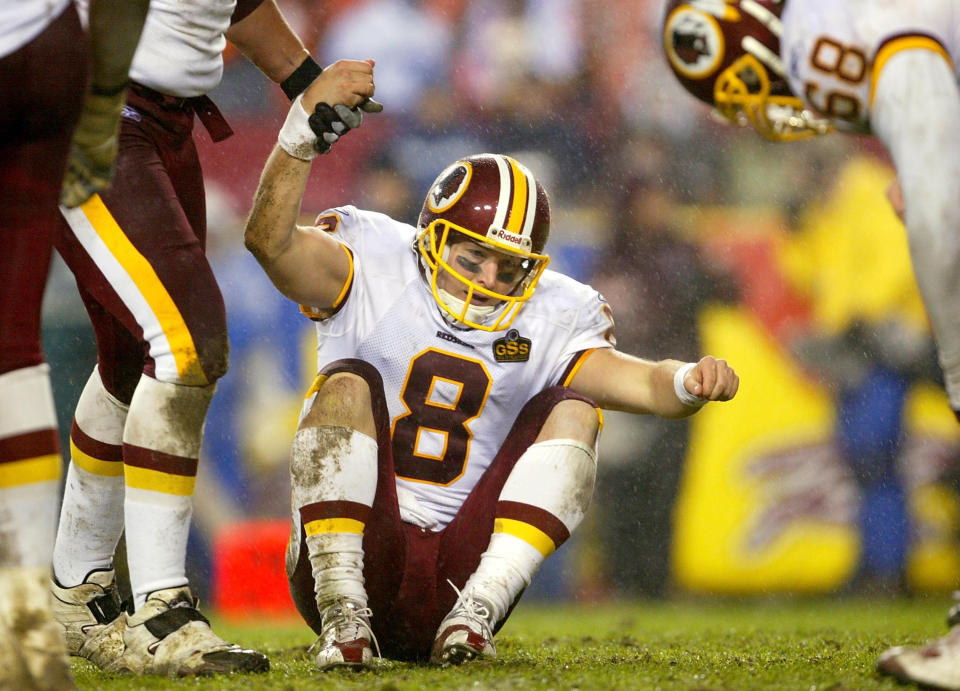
[[877, 625, 960, 691], [51, 568, 128, 668], [311, 599, 376, 670], [0, 566, 76, 690], [111, 586, 269, 677], [430, 590, 496, 665]]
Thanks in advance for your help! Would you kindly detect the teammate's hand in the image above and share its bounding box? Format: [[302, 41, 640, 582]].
[[302, 58, 377, 111], [683, 356, 739, 402], [307, 100, 382, 153], [301, 59, 379, 153], [60, 91, 127, 208]]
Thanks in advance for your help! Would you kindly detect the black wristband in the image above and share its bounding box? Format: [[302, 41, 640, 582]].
[[281, 56, 323, 100]]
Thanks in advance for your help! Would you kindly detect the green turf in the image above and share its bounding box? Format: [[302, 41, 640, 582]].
[[71, 595, 950, 689]]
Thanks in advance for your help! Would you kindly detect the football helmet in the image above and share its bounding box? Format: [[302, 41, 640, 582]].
[[662, 0, 831, 140], [416, 153, 551, 331]]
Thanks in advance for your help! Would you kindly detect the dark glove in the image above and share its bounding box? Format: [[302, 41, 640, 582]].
[[308, 99, 383, 154]]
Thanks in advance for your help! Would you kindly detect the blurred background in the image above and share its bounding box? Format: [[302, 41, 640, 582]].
[[42, 0, 960, 619]]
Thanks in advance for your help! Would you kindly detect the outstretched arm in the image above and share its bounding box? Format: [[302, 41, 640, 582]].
[[567, 348, 739, 419], [244, 60, 377, 307]]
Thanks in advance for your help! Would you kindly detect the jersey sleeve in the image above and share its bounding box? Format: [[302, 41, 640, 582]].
[[298, 206, 414, 321], [543, 278, 617, 387], [869, 34, 953, 113], [296, 207, 355, 321], [309, 205, 363, 247]]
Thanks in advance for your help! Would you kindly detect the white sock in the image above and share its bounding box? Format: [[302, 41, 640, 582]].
[[461, 439, 597, 624], [0, 364, 62, 568], [122, 375, 213, 608], [305, 533, 368, 608], [53, 368, 127, 585], [290, 426, 377, 609]]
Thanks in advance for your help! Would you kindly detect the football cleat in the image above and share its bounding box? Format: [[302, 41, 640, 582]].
[[51, 568, 128, 668], [877, 625, 960, 690], [0, 566, 75, 690], [103, 586, 269, 676], [430, 586, 496, 665], [310, 598, 377, 670]]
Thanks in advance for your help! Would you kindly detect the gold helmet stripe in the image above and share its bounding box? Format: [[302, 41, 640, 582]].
[[515, 157, 538, 239], [504, 155, 529, 235]]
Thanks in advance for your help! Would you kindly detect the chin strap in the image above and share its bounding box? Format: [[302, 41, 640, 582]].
[[437, 287, 497, 326]]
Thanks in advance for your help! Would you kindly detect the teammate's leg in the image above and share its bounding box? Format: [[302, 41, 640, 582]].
[[51, 295, 137, 628], [52, 99, 264, 675], [0, 5, 85, 689], [49, 356, 129, 662]]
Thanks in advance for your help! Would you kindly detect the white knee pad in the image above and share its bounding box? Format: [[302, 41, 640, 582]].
[[499, 439, 598, 535], [123, 375, 214, 457], [0, 363, 57, 441], [290, 426, 378, 508], [74, 367, 128, 444]]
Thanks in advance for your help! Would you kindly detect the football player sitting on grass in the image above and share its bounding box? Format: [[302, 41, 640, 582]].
[[243, 58, 740, 668]]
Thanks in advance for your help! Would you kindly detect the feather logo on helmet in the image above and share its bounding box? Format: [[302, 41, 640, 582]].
[[428, 163, 471, 213], [664, 5, 727, 79]]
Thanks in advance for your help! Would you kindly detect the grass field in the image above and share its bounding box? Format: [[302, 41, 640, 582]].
[[72, 595, 950, 689]]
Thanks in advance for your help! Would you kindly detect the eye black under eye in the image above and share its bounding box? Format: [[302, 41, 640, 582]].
[[497, 262, 524, 279], [456, 256, 481, 272]]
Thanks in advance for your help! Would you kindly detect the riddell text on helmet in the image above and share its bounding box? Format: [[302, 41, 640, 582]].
[[487, 227, 529, 249]]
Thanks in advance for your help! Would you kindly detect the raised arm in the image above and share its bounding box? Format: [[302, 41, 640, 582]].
[[244, 60, 376, 307], [567, 348, 739, 419], [225, 0, 313, 85]]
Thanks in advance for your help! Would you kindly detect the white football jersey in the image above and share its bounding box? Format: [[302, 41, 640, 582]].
[[307, 206, 613, 529], [76, 0, 235, 97], [0, 0, 71, 58], [781, 0, 960, 132]]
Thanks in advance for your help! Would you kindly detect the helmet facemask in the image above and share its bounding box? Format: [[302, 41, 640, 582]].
[[714, 53, 832, 140], [417, 219, 549, 332]]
